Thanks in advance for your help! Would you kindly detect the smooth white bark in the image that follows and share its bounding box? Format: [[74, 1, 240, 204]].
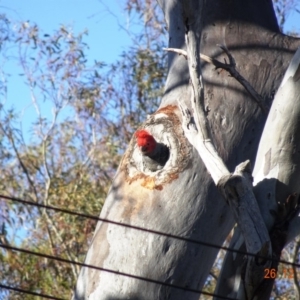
[[216, 47, 300, 300], [253, 47, 300, 238], [73, 1, 300, 298]]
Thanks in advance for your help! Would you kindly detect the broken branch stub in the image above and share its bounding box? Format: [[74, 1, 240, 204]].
[[217, 160, 272, 296], [217, 161, 271, 257]]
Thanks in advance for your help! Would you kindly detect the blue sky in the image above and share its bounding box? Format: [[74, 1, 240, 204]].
[[0, 0, 144, 145], [0, 2, 299, 298], [0, 0, 299, 84], [0, 1, 299, 64], [0, 0, 143, 244], [0, 0, 136, 64], [0, 0, 299, 132], [0, 0, 299, 285], [0, 0, 299, 242]]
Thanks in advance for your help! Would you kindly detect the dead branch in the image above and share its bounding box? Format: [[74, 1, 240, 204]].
[[178, 16, 271, 300], [164, 46, 268, 113]]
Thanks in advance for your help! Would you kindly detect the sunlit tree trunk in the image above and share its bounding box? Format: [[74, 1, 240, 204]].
[[73, 1, 300, 299]]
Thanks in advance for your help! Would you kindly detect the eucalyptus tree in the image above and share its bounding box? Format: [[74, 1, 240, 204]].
[[74, 0, 300, 299]]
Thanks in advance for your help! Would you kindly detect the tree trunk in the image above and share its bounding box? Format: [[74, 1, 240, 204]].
[[216, 46, 300, 299], [73, 1, 300, 299]]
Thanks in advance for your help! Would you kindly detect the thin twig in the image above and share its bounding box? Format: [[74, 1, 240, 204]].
[[0, 124, 39, 202], [164, 46, 268, 113]]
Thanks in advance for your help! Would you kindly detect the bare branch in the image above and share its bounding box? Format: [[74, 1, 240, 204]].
[[163, 47, 188, 58], [0, 124, 39, 202], [178, 26, 230, 184], [179, 14, 272, 300], [164, 46, 268, 113], [43, 212, 79, 277], [178, 101, 230, 183], [218, 45, 268, 114]]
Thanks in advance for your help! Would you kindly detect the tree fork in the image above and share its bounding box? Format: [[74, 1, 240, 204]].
[[216, 46, 300, 299], [164, 46, 268, 113], [179, 16, 272, 299], [74, 1, 300, 299]]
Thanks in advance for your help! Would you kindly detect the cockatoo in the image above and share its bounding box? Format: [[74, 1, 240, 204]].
[[135, 130, 170, 171]]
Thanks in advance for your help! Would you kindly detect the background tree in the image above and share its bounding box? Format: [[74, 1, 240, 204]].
[[0, 2, 166, 299], [0, 0, 299, 299]]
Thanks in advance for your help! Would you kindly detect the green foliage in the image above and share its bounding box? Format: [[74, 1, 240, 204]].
[[0, 1, 298, 299], [0, 1, 167, 298]]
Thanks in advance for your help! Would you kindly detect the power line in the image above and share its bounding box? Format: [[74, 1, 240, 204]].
[[0, 243, 236, 300], [1, 194, 300, 299], [0, 283, 67, 300], [1, 194, 300, 269]]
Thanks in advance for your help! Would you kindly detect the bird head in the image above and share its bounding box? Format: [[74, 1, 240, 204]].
[[135, 130, 157, 155]]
